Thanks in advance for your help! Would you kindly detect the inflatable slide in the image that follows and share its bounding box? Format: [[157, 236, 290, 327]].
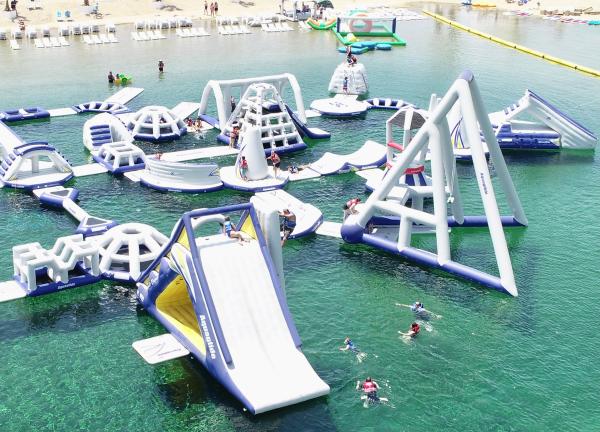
[[136, 204, 330, 414]]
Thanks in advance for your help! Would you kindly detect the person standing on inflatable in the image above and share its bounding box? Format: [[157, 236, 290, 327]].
[[158, 60, 164, 73], [267, 150, 281, 178]]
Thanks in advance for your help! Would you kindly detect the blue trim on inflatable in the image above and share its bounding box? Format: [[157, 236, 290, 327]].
[[289, 214, 323, 240], [91, 154, 145, 174], [1, 173, 74, 190], [198, 114, 220, 129], [0, 107, 50, 123], [16, 263, 101, 297], [139, 177, 224, 193], [38, 188, 80, 207], [351, 215, 525, 228], [284, 105, 331, 139], [358, 232, 510, 295], [527, 89, 596, 139], [76, 219, 118, 237], [132, 128, 187, 143]]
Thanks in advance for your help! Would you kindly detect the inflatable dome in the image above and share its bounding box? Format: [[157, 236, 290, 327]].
[[127, 106, 187, 143]]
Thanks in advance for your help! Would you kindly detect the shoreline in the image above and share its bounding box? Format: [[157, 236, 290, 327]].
[[1, 0, 598, 31]]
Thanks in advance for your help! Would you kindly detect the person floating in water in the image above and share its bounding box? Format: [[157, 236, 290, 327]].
[[158, 60, 164, 73], [340, 337, 367, 362], [279, 209, 296, 246], [356, 377, 387, 406], [398, 322, 420, 338], [396, 301, 442, 319], [107, 71, 115, 83]]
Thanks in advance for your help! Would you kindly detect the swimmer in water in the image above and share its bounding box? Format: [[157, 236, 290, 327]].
[[396, 301, 442, 319], [398, 322, 420, 339], [340, 337, 367, 362], [356, 377, 388, 407]]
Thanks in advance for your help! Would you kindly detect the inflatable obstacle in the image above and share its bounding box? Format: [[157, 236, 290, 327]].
[[342, 71, 528, 296], [135, 203, 330, 414]]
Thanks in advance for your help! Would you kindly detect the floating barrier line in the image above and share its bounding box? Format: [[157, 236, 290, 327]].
[[423, 10, 600, 78]]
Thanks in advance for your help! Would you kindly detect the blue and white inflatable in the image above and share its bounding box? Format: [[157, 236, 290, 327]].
[[136, 204, 330, 414], [127, 106, 187, 143]]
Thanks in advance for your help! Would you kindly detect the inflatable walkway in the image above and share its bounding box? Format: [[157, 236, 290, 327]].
[[136, 204, 329, 414]]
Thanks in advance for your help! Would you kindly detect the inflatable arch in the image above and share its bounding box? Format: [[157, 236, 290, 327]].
[[198, 73, 308, 130]]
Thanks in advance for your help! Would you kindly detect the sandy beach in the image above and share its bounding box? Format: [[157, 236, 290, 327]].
[[1, 0, 599, 30]]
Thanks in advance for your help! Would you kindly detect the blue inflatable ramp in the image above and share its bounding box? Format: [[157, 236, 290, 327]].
[[137, 204, 330, 414]]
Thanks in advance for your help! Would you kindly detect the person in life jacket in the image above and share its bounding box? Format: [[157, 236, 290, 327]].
[[399, 322, 420, 338], [342, 198, 361, 220], [396, 301, 442, 319], [357, 377, 380, 402], [340, 337, 359, 353]]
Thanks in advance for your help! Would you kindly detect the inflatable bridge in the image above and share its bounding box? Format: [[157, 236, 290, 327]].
[[136, 204, 329, 414]]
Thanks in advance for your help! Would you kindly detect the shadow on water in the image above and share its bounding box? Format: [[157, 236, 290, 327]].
[[0, 282, 135, 342], [133, 302, 338, 431], [336, 233, 538, 334]]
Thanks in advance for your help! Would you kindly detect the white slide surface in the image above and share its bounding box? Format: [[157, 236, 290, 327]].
[[198, 238, 329, 413]]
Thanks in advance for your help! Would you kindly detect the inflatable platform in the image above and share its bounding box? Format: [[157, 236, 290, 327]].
[[139, 157, 223, 193], [136, 204, 330, 414]]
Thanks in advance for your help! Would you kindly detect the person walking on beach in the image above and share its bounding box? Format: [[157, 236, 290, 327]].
[[214, 1, 219, 15], [204, 0, 208, 15], [158, 60, 164, 73], [210, 2, 215, 16]]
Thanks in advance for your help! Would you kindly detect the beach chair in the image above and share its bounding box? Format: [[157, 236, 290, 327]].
[[58, 36, 70, 46], [56, 11, 64, 22], [105, 23, 116, 33], [34, 38, 44, 48], [27, 27, 37, 39], [42, 26, 50, 37], [50, 36, 61, 47], [65, 10, 73, 21], [0, 29, 7, 40], [42, 37, 52, 47], [135, 20, 145, 30], [107, 33, 118, 43], [99, 34, 109, 43], [91, 24, 100, 33], [168, 17, 178, 28], [81, 24, 90, 34]]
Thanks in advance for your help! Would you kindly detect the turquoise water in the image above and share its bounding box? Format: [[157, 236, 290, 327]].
[[1, 4, 600, 430]]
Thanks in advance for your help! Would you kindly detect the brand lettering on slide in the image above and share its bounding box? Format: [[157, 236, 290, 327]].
[[199, 315, 216, 359]]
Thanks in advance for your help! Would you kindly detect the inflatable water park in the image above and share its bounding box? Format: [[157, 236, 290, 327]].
[[0, 55, 597, 418]]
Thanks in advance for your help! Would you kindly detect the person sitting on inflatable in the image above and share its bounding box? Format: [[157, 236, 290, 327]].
[[222, 216, 248, 243], [342, 198, 361, 220]]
